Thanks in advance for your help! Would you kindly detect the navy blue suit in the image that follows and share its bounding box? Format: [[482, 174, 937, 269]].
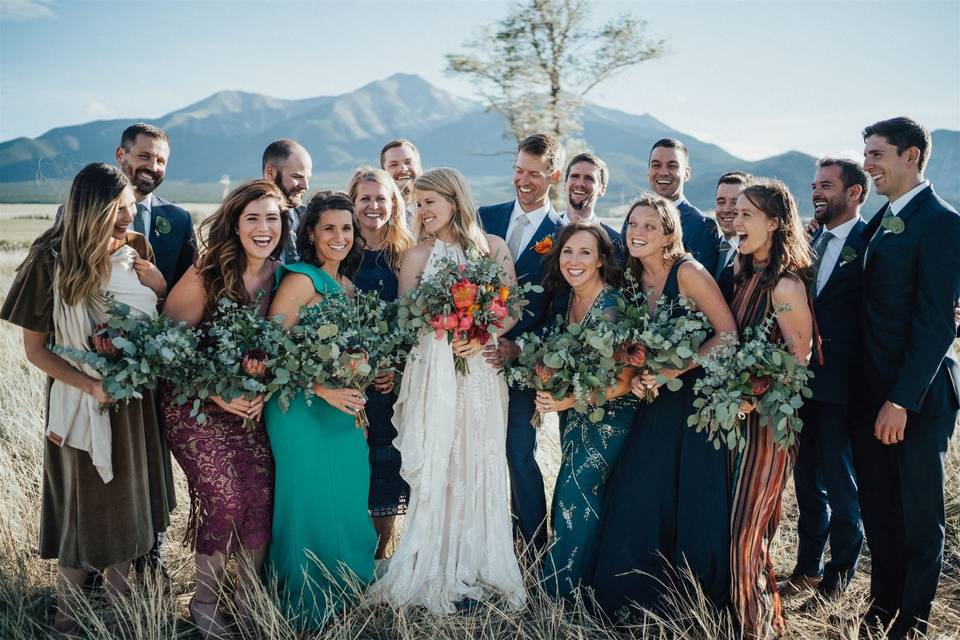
[[853, 185, 960, 637], [478, 200, 563, 549], [620, 198, 720, 272], [790, 219, 867, 592], [148, 196, 196, 288]]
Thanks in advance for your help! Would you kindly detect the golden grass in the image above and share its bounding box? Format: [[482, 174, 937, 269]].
[[0, 245, 958, 639]]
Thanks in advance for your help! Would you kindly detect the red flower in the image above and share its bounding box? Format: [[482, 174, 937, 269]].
[[490, 299, 509, 321], [533, 236, 553, 254], [242, 348, 268, 378], [615, 341, 647, 367], [91, 322, 121, 359], [749, 375, 773, 397], [451, 279, 479, 311], [458, 314, 474, 331], [534, 362, 557, 385]]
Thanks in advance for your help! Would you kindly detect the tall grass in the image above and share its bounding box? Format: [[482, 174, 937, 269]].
[[1, 247, 958, 638]]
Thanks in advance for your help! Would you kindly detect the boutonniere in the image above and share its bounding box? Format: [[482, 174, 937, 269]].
[[880, 213, 904, 235], [154, 215, 172, 235], [533, 235, 554, 254], [840, 246, 858, 265]]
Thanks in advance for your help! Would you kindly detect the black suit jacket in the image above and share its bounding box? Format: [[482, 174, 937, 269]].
[[620, 198, 721, 271], [808, 218, 868, 405], [478, 201, 563, 339], [857, 185, 960, 418]]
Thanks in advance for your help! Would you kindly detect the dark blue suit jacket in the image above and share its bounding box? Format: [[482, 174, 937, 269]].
[[857, 185, 960, 418], [149, 196, 196, 288], [808, 218, 868, 405], [478, 201, 563, 339], [620, 198, 720, 271]]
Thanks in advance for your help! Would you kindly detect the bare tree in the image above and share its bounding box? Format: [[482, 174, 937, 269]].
[[446, 0, 666, 144]]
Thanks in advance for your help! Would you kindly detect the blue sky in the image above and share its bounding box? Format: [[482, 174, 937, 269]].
[[1, 0, 957, 160]]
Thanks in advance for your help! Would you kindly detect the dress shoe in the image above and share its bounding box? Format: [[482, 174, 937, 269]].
[[776, 574, 822, 599]]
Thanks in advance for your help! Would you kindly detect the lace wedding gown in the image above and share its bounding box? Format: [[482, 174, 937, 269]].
[[366, 240, 527, 613]]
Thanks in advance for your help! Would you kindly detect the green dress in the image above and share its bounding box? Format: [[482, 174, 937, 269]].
[[264, 262, 377, 629], [543, 287, 639, 598]]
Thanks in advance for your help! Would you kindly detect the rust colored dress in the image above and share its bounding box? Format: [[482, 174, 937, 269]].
[[728, 268, 803, 639]]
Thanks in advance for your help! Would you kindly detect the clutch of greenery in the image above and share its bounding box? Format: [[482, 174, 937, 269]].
[[171, 295, 293, 429], [284, 289, 414, 427], [616, 273, 711, 402], [52, 299, 198, 411], [505, 311, 621, 427], [687, 309, 813, 452], [396, 247, 542, 375]]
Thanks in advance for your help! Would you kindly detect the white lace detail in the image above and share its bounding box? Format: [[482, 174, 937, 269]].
[[366, 240, 526, 613]]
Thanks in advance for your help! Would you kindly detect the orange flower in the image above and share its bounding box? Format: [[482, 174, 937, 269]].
[[533, 235, 553, 254], [451, 279, 479, 311], [499, 287, 510, 302]]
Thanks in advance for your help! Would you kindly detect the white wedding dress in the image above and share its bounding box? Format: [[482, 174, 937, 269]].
[[366, 240, 526, 613]]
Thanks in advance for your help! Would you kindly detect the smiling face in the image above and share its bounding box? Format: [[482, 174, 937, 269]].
[[514, 150, 558, 212], [733, 194, 778, 259], [715, 182, 741, 238], [863, 134, 918, 201], [111, 186, 137, 241], [559, 230, 604, 291], [415, 189, 455, 237], [116, 134, 168, 199], [309, 209, 354, 265], [565, 160, 605, 213], [236, 196, 282, 260], [648, 146, 690, 201], [353, 179, 393, 236], [269, 149, 312, 208], [382, 144, 421, 193], [811, 163, 851, 226], [625, 205, 672, 261]]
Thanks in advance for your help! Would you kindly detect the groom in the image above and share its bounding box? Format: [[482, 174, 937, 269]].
[[854, 117, 960, 639], [480, 133, 565, 552]]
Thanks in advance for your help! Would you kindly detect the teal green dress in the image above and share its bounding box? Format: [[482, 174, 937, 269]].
[[544, 287, 639, 598], [264, 262, 377, 629]]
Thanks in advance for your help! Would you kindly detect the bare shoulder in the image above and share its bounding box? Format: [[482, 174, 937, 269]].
[[772, 273, 808, 306], [677, 259, 710, 284], [405, 240, 435, 265], [485, 234, 511, 258]]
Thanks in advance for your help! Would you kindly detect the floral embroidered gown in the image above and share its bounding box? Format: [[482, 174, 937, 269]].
[[543, 287, 639, 599]]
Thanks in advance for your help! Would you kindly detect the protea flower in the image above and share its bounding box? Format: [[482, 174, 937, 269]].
[[615, 341, 647, 367]]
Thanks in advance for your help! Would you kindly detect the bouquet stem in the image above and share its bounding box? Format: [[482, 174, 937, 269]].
[[530, 411, 543, 429], [455, 355, 471, 376]]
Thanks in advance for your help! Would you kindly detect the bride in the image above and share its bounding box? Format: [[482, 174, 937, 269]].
[[367, 168, 527, 613]]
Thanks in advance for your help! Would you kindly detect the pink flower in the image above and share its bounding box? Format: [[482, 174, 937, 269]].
[[458, 314, 474, 330], [490, 299, 509, 321]]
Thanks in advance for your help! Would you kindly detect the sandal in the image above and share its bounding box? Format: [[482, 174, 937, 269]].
[[189, 596, 234, 639]]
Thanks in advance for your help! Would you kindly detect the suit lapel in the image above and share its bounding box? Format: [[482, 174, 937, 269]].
[[491, 202, 512, 239], [817, 219, 865, 300], [863, 203, 889, 270]]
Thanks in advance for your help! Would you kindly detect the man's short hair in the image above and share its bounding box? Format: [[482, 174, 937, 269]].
[[565, 152, 609, 191], [262, 139, 307, 173], [517, 133, 565, 175], [862, 117, 932, 173], [817, 157, 871, 204], [717, 171, 754, 189], [650, 138, 689, 162], [120, 123, 169, 151], [378, 139, 420, 168]]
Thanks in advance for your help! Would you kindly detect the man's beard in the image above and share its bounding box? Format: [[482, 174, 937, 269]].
[[814, 196, 845, 225], [274, 171, 303, 207], [568, 192, 593, 211], [124, 164, 163, 196]]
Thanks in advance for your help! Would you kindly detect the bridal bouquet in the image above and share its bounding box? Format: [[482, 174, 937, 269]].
[[615, 276, 711, 402], [52, 299, 198, 411], [396, 247, 541, 375], [505, 313, 621, 427], [687, 310, 813, 452], [287, 289, 413, 428], [172, 295, 293, 430]]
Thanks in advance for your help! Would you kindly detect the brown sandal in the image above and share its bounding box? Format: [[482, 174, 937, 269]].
[[189, 596, 234, 639]]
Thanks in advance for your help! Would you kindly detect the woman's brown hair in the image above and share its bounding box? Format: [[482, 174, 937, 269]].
[[195, 179, 289, 316]]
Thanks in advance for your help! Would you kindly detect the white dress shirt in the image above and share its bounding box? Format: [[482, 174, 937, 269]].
[[505, 200, 550, 254], [889, 180, 930, 216], [560, 209, 597, 226], [136, 192, 155, 236], [815, 215, 862, 295]]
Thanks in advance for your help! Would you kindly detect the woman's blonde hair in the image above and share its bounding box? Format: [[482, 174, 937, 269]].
[[26, 163, 130, 307], [413, 168, 489, 256], [623, 192, 686, 280], [195, 180, 288, 317], [346, 166, 414, 271]]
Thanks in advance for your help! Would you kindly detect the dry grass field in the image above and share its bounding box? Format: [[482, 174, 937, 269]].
[[0, 233, 958, 638]]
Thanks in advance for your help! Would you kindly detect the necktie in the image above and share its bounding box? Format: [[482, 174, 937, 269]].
[[507, 214, 531, 261], [714, 239, 732, 278], [133, 203, 147, 235], [810, 229, 834, 295]]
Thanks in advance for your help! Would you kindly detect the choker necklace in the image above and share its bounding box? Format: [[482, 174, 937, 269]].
[[752, 256, 771, 270]]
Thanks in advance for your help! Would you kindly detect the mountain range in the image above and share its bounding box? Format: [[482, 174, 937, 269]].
[[1, 73, 957, 215]]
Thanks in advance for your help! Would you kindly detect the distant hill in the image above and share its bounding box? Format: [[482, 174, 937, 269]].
[[1, 73, 956, 215]]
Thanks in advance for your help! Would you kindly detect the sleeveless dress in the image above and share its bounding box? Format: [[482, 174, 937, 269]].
[[543, 287, 638, 599], [264, 262, 377, 629], [729, 268, 799, 639], [366, 240, 526, 613], [589, 257, 731, 618], [354, 248, 409, 517]]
